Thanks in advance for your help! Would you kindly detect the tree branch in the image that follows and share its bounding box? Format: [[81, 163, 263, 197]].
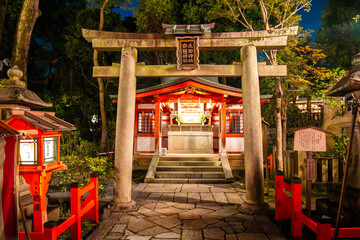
[[259, 0, 269, 30], [222, 0, 253, 31], [235, 0, 254, 31], [79, 65, 98, 89], [274, 0, 312, 29]]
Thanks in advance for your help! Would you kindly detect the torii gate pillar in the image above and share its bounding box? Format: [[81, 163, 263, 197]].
[[241, 45, 268, 212], [112, 47, 137, 210]]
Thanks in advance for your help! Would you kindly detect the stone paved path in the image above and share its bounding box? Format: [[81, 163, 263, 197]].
[[87, 183, 285, 240]]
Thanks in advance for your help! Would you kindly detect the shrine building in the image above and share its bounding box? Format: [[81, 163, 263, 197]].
[[119, 76, 270, 183]]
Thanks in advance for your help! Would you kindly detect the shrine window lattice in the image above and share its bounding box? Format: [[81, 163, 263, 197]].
[[226, 112, 243, 134], [137, 112, 155, 134]]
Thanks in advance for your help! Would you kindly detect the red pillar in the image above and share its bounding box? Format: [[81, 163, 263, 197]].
[[291, 178, 303, 238], [316, 218, 332, 240], [89, 173, 99, 222], [154, 101, 161, 155], [44, 221, 58, 240], [220, 99, 226, 154], [275, 171, 287, 220], [134, 103, 138, 154], [22, 171, 53, 232], [71, 183, 81, 240]]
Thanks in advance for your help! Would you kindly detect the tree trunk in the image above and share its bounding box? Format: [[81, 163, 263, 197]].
[[97, 75, 107, 151], [0, 0, 8, 46], [282, 102, 288, 150], [11, 0, 40, 84], [282, 116, 287, 151], [275, 77, 283, 171], [94, 0, 109, 152]]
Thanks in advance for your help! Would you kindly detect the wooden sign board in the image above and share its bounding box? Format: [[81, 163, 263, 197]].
[[176, 36, 199, 70], [293, 127, 327, 152]]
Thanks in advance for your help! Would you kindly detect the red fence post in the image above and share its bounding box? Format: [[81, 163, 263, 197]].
[[90, 172, 99, 222], [268, 154, 273, 170], [316, 217, 332, 240], [290, 178, 302, 238], [275, 171, 286, 220], [43, 221, 58, 240], [71, 182, 81, 240]]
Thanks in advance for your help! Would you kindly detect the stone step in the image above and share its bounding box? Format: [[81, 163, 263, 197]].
[[152, 178, 230, 183], [158, 161, 221, 166], [160, 157, 220, 161], [155, 171, 225, 178], [156, 166, 223, 172]]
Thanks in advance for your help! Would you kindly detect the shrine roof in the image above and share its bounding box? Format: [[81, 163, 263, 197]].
[[162, 23, 215, 35], [290, 126, 331, 134], [8, 110, 76, 132], [0, 120, 19, 137], [136, 77, 242, 97], [327, 53, 360, 96]]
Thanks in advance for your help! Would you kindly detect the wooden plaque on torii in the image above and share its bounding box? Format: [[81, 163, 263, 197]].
[[176, 36, 199, 70]]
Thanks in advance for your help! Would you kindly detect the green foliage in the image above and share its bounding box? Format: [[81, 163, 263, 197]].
[[135, 0, 179, 33], [54, 155, 112, 195], [135, 0, 242, 66], [60, 131, 99, 157], [316, 0, 360, 69], [277, 30, 332, 100], [0, 0, 22, 58], [54, 131, 113, 196], [24, 0, 131, 147], [332, 129, 349, 161], [208, 0, 311, 31]]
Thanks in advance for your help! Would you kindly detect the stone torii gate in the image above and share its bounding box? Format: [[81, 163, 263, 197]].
[[82, 25, 298, 211]]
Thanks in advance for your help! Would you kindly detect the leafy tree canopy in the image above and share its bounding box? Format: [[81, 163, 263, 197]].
[[316, 0, 360, 69]]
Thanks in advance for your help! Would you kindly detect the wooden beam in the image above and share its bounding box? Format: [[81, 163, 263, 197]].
[[82, 26, 298, 42], [93, 64, 287, 78], [91, 36, 288, 51]]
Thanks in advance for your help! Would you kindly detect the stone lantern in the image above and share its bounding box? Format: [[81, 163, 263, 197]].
[[0, 66, 75, 232], [321, 53, 360, 225]]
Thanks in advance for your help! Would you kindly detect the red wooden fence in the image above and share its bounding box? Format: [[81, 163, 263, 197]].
[[275, 171, 360, 239], [263, 154, 273, 171], [19, 173, 99, 240]]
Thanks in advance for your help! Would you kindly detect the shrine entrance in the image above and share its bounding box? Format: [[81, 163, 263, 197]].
[[82, 23, 297, 211]]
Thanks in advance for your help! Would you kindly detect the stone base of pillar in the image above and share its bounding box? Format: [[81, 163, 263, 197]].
[[239, 201, 269, 214], [111, 200, 136, 211]]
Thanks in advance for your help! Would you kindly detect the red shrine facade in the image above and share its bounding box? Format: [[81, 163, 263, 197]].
[[114, 77, 269, 161]]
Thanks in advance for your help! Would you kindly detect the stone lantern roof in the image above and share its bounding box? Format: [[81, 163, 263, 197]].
[[326, 53, 360, 97], [0, 66, 52, 109]]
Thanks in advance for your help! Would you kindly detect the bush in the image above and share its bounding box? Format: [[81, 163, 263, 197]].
[[54, 131, 114, 196], [60, 131, 99, 157], [54, 155, 113, 196]]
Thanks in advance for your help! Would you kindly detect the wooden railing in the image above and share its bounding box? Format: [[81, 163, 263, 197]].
[[283, 151, 341, 184], [19, 173, 99, 240], [314, 157, 342, 183], [275, 171, 360, 239]]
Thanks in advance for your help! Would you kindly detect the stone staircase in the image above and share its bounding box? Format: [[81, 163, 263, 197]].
[[145, 154, 234, 183]]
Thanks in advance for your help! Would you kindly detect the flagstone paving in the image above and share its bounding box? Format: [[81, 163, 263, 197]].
[[87, 183, 285, 240]]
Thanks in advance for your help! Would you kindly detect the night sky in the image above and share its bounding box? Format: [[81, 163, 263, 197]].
[[300, 0, 329, 35]]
